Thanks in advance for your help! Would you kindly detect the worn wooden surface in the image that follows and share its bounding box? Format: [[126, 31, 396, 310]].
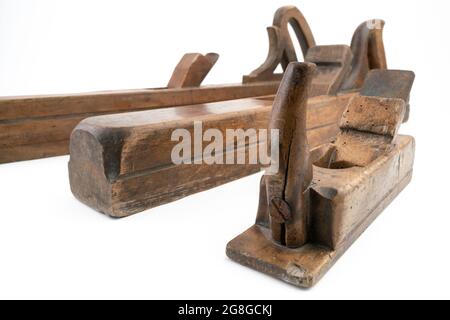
[[243, 6, 315, 83], [227, 135, 414, 287], [227, 63, 415, 288], [67, 4, 389, 217], [69, 92, 354, 217], [167, 53, 219, 88], [244, 7, 386, 89], [265, 63, 315, 248], [341, 20, 387, 91], [360, 69, 415, 121], [0, 80, 279, 164], [306, 45, 353, 97], [0, 5, 387, 164]]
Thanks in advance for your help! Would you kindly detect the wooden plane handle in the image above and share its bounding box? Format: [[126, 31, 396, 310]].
[[273, 6, 316, 68], [341, 20, 387, 91], [266, 62, 315, 247], [243, 6, 316, 83], [167, 52, 219, 88]]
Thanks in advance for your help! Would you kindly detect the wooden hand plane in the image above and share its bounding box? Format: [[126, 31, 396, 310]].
[[1, 5, 386, 165], [227, 62, 415, 288], [68, 6, 392, 217]]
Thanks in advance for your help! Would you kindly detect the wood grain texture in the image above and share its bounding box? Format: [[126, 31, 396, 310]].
[[0, 81, 279, 164], [243, 5, 316, 85], [69, 92, 354, 217], [227, 65, 415, 288], [341, 20, 387, 91], [0, 5, 388, 164], [227, 164, 413, 288], [265, 63, 315, 247], [244, 6, 387, 89], [305, 45, 353, 97], [167, 53, 219, 88], [360, 69, 415, 121]]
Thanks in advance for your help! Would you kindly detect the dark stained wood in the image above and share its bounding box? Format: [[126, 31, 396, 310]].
[[67, 5, 397, 218], [360, 69, 415, 121], [242, 6, 316, 84], [341, 20, 387, 91], [273, 5, 316, 64], [305, 45, 353, 97], [68, 92, 355, 217], [242, 26, 285, 84], [244, 9, 387, 87], [227, 64, 415, 288]]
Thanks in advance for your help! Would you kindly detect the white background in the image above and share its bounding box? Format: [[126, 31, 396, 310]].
[[0, 0, 449, 299]]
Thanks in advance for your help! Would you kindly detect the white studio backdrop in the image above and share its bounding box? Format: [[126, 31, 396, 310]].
[[0, 0, 449, 299]]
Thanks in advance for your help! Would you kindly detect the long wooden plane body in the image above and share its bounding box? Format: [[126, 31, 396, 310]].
[[69, 92, 355, 217]]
